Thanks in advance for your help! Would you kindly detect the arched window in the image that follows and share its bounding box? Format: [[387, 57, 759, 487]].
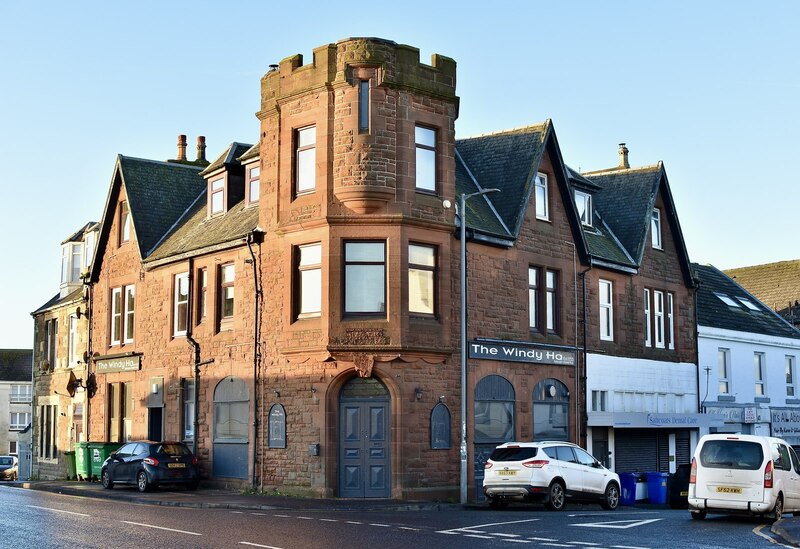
[[431, 403, 451, 449], [532, 378, 570, 441], [474, 375, 515, 443]]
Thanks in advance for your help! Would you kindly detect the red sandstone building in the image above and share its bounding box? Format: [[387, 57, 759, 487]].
[[63, 37, 699, 500]]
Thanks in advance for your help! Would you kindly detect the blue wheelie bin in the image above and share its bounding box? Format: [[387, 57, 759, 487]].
[[646, 472, 668, 504], [620, 472, 637, 506]]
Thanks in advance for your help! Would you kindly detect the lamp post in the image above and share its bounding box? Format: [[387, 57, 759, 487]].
[[459, 188, 500, 505]]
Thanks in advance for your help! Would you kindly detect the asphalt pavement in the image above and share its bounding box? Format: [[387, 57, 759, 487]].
[[4, 480, 800, 547]]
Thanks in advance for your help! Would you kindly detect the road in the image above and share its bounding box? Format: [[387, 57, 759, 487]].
[[0, 486, 793, 549]]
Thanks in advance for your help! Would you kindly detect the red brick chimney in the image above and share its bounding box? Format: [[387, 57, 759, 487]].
[[177, 134, 188, 161], [197, 136, 207, 163], [618, 143, 630, 169]]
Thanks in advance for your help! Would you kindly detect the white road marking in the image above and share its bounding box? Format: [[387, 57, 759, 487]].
[[501, 540, 532, 544], [274, 514, 291, 518], [569, 542, 600, 546], [320, 518, 338, 522], [492, 533, 521, 537], [465, 534, 494, 539], [369, 523, 390, 527], [346, 520, 362, 524], [611, 545, 651, 549], [232, 511, 245, 514], [754, 525, 794, 548], [529, 538, 558, 542], [26, 505, 90, 517], [121, 520, 201, 536], [437, 518, 541, 535], [240, 543, 284, 549], [296, 516, 313, 520], [251, 512, 267, 516], [398, 527, 418, 531], [541, 544, 574, 548], [574, 518, 662, 529]]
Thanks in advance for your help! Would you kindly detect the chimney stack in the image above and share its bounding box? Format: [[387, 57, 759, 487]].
[[197, 136, 207, 163], [177, 134, 188, 161], [618, 143, 630, 169]]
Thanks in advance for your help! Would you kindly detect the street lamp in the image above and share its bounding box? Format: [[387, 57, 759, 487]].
[[458, 188, 500, 505]]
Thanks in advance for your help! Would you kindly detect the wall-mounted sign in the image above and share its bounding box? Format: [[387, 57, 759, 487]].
[[772, 408, 800, 438], [469, 341, 575, 366], [744, 407, 757, 424], [95, 355, 141, 373]]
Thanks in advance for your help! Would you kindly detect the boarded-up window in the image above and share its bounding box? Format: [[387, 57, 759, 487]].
[[431, 403, 451, 449]]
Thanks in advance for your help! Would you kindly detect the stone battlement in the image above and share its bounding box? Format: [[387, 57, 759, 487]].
[[259, 37, 457, 116]]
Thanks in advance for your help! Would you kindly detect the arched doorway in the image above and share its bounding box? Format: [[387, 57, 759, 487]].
[[473, 374, 515, 501], [212, 376, 249, 479], [338, 376, 391, 498], [532, 378, 570, 441]]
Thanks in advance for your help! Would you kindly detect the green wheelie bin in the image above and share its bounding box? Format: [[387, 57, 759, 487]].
[[74, 442, 89, 481], [88, 442, 123, 481]]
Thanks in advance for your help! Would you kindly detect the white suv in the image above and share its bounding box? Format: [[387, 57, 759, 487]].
[[483, 441, 620, 511]]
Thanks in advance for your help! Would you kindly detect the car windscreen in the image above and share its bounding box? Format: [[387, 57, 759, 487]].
[[699, 440, 763, 470], [489, 447, 538, 462], [155, 443, 191, 456], [0, 457, 12, 466]]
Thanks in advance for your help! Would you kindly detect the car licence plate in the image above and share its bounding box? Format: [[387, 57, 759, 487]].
[[497, 470, 517, 476], [716, 486, 742, 494], [167, 462, 186, 469]]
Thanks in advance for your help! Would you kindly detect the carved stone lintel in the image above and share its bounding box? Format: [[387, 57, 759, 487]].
[[353, 354, 374, 378]]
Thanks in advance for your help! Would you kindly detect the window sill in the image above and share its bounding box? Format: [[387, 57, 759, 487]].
[[786, 398, 800, 405], [754, 396, 771, 403], [717, 395, 736, 402]]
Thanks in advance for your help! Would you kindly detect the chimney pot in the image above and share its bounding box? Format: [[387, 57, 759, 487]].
[[618, 142, 630, 169], [177, 134, 187, 161], [197, 136, 206, 162]]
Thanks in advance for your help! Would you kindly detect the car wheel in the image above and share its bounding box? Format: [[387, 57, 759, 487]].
[[101, 468, 113, 489], [691, 510, 706, 520], [545, 481, 566, 511], [488, 497, 508, 510], [136, 470, 150, 493], [772, 495, 784, 523], [601, 482, 620, 511]]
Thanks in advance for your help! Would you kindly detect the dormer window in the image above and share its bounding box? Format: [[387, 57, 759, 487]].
[[247, 165, 260, 205], [61, 242, 84, 285], [210, 178, 225, 215], [575, 191, 592, 226]]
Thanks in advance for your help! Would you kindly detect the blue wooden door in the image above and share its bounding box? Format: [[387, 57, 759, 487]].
[[339, 378, 390, 498]]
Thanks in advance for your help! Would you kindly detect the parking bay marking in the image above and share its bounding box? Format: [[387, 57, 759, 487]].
[[573, 518, 662, 529]]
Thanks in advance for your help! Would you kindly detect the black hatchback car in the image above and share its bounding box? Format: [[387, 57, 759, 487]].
[[101, 441, 199, 492]]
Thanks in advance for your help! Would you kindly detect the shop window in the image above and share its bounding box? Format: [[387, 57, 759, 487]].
[[532, 379, 569, 441], [474, 375, 515, 443]]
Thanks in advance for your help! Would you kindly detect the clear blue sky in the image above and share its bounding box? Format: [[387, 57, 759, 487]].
[[2, 1, 798, 348]]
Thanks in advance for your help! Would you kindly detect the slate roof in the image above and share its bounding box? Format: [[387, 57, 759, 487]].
[[455, 123, 548, 238], [693, 263, 800, 339], [724, 260, 800, 326], [145, 195, 259, 262], [0, 349, 32, 382], [117, 156, 206, 259], [31, 287, 83, 316], [237, 143, 260, 163], [200, 142, 253, 176], [584, 164, 662, 264]]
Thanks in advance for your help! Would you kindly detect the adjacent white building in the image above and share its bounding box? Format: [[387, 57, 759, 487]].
[[0, 350, 33, 457], [694, 264, 800, 446]]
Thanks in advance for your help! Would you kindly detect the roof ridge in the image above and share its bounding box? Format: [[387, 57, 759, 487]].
[[583, 162, 662, 176], [457, 121, 549, 141], [120, 155, 204, 171], [725, 258, 800, 271]]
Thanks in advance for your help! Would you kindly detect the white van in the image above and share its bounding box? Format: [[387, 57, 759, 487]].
[[688, 433, 800, 521]]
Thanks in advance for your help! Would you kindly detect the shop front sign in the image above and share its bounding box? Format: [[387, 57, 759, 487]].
[[469, 340, 575, 366]]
